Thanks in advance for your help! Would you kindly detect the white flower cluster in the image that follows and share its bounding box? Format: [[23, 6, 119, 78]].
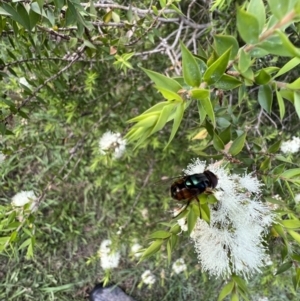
[[11, 190, 37, 210], [141, 270, 156, 285], [99, 131, 126, 159], [172, 258, 187, 274], [280, 136, 300, 154], [295, 193, 300, 204], [131, 242, 142, 258], [98, 239, 120, 270], [182, 159, 274, 279]]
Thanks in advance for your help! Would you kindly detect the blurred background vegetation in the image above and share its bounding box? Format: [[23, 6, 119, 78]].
[[0, 0, 300, 300]]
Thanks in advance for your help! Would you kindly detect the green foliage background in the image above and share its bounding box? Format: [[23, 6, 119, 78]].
[[0, 0, 300, 300]]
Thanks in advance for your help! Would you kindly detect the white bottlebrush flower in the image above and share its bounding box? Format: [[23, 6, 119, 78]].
[[131, 242, 142, 257], [98, 239, 120, 270], [295, 193, 300, 204], [177, 217, 188, 232], [141, 270, 156, 285], [280, 136, 300, 154], [184, 159, 274, 279], [99, 131, 126, 159], [11, 190, 37, 207], [238, 172, 263, 194], [172, 258, 187, 274]]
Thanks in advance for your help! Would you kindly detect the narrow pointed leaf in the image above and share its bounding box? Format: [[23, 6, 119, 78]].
[[140, 239, 163, 261], [294, 92, 300, 119], [214, 35, 239, 60], [237, 7, 260, 44], [165, 102, 185, 148], [180, 42, 201, 87], [155, 86, 182, 101], [142, 68, 182, 92], [150, 103, 175, 134], [229, 132, 246, 156], [218, 281, 235, 301], [274, 57, 300, 78], [258, 85, 273, 113], [247, 0, 265, 33], [203, 48, 231, 85]]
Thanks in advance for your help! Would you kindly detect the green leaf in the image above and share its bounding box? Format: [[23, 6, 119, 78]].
[[65, 1, 77, 26], [84, 40, 96, 49], [276, 30, 300, 58], [0, 7, 11, 16], [236, 7, 260, 44], [180, 41, 201, 87], [218, 281, 235, 301], [150, 103, 176, 134], [294, 92, 300, 119], [258, 85, 273, 113], [260, 157, 271, 171], [219, 125, 231, 144], [103, 10, 112, 23], [170, 233, 178, 250], [288, 230, 300, 244], [247, 0, 265, 33], [1, 3, 30, 29], [53, 0, 65, 11], [231, 293, 239, 301], [191, 88, 209, 100], [274, 57, 300, 78], [200, 203, 210, 224], [187, 203, 200, 235], [136, 102, 168, 116], [165, 102, 185, 148], [19, 238, 31, 250], [141, 68, 182, 93], [203, 48, 231, 85], [111, 11, 120, 23], [214, 75, 242, 90], [232, 275, 249, 294], [268, 0, 291, 20], [149, 230, 171, 239], [281, 220, 300, 229], [229, 132, 246, 156], [155, 86, 182, 101], [213, 132, 225, 151], [275, 261, 293, 275], [238, 49, 251, 73], [276, 89, 285, 120], [292, 267, 300, 290], [288, 79, 300, 90], [281, 168, 300, 179], [257, 35, 295, 57], [140, 239, 163, 261], [214, 35, 239, 60], [197, 100, 207, 125], [191, 89, 215, 127], [28, 7, 40, 29], [268, 140, 282, 153], [167, 240, 171, 265], [255, 69, 271, 85]]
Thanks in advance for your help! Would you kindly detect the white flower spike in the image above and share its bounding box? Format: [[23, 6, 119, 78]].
[[185, 159, 274, 279], [172, 258, 187, 274], [141, 270, 156, 285], [280, 136, 300, 154], [99, 131, 126, 159], [12, 190, 37, 207], [99, 239, 120, 270]]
